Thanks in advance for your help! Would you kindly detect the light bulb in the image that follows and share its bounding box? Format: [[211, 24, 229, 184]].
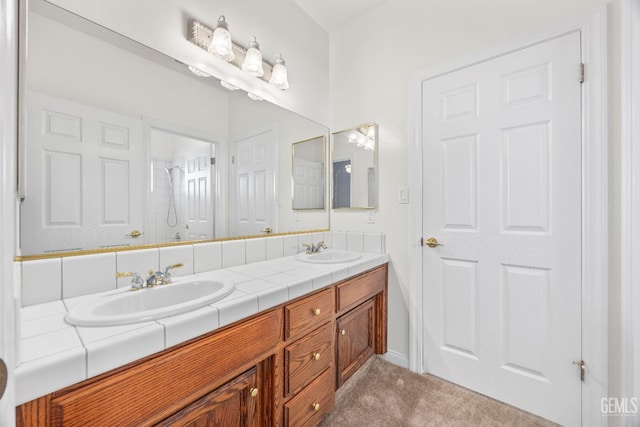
[[269, 53, 289, 90], [242, 36, 264, 77], [208, 16, 234, 62]]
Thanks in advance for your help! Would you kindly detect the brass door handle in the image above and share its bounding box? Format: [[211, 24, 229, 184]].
[[126, 230, 143, 238], [261, 227, 272, 234], [424, 237, 444, 248]]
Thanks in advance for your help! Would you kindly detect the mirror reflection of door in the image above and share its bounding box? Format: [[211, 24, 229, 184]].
[[292, 135, 325, 210], [149, 128, 216, 244], [333, 159, 351, 208], [231, 127, 276, 236]]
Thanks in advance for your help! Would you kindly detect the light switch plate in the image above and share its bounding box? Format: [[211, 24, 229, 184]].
[[398, 187, 409, 204], [367, 210, 375, 224]]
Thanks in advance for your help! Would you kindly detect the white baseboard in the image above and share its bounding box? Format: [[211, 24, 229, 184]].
[[382, 350, 409, 369]]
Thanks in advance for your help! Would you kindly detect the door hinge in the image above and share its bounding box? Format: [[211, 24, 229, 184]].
[[231, 155, 235, 164], [210, 157, 215, 165], [420, 237, 424, 247], [574, 360, 586, 382], [579, 63, 585, 84]]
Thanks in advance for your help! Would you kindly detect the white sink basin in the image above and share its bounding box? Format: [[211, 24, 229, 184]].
[[296, 249, 362, 264], [65, 279, 235, 327]]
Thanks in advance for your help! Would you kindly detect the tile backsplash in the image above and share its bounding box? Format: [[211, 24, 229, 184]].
[[19, 231, 386, 307]]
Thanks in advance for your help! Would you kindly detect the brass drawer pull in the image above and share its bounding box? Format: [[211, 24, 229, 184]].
[[313, 352, 321, 361], [313, 308, 321, 316], [312, 402, 320, 412], [340, 329, 346, 336], [250, 387, 258, 398]]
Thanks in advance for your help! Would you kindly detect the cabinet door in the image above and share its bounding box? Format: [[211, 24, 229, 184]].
[[156, 367, 259, 427], [336, 299, 375, 387]]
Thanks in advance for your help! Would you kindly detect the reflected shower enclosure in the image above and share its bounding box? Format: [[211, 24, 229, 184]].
[[149, 128, 215, 244]]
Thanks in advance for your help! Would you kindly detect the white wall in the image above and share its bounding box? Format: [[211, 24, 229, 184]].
[[27, 12, 229, 137], [329, 0, 609, 368], [45, 0, 330, 125]]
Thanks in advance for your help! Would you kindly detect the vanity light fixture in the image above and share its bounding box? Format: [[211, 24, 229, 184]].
[[242, 36, 264, 77], [220, 80, 239, 90], [269, 53, 289, 90], [188, 65, 211, 77], [188, 18, 290, 90], [208, 15, 234, 61], [247, 92, 263, 101]]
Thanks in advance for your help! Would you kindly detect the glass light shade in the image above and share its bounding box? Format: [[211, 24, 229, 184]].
[[242, 36, 264, 77], [208, 16, 234, 62], [269, 53, 289, 90], [188, 66, 210, 77], [220, 80, 239, 90]]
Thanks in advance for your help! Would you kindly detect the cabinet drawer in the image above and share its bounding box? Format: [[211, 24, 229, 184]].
[[336, 266, 386, 313], [284, 368, 334, 427], [285, 288, 334, 340], [284, 321, 333, 398]]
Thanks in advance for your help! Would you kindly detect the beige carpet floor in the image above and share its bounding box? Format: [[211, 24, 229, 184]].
[[319, 356, 558, 427]]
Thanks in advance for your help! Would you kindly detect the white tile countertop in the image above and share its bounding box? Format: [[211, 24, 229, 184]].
[[15, 250, 390, 405]]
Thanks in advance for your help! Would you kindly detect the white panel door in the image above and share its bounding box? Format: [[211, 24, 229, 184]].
[[232, 128, 275, 236], [421, 33, 581, 425], [184, 147, 214, 240], [22, 92, 144, 253], [293, 158, 323, 209]]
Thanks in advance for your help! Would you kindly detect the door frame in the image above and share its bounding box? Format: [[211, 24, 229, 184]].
[[408, 8, 608, 425], [0, 0, 18, 425], [620, 0, 640, 422]]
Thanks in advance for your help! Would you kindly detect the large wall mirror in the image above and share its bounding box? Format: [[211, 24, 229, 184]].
[[331, 123, 377, 209], [19, 0, 329, 256]]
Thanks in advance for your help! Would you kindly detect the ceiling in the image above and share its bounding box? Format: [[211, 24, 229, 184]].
[[293, 0, 388, 32]]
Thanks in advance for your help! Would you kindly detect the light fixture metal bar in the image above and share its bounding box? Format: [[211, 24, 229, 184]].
[[188, 19, 274, 82]]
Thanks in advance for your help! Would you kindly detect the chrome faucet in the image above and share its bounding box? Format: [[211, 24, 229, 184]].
[[115, 271, 145, 291], [146, 269, 165, 287], [302, 241, 327, 255]]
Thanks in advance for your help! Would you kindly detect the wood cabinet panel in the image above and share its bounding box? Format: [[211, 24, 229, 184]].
[[50, 310, 281, 427], [284, 321, 333, 398], [336, 266, 386, 313], [155, 367, 258, 427], [283, 368, 334, 427], [285, 288, 334, 340], [336, 299, 375, 387]]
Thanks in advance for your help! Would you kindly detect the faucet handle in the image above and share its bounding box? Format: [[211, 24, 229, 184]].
[[317, 240, 327, 249], [117, 271, 144, 291], [162, 263, 184, 285]]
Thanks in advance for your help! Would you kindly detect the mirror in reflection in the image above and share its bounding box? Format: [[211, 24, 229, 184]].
[[292, 136, 326, 210], [331, 124, 377, 209], [20, 1, 329, 256]]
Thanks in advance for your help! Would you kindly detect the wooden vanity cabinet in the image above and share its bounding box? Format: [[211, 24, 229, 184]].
[[17, 264, 388, 427], [335, 266, 387, 387]]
